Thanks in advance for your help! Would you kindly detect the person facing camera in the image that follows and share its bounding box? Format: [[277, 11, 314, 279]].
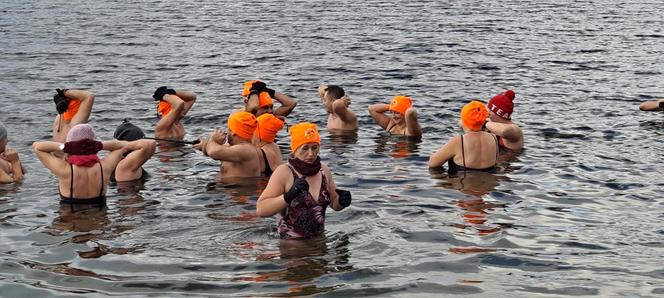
[[153, 86, 197, 140], [256, 122, 351, 240], [318, 84, 358, 131], [194, 112, 262, 178], [112, 120, 157, 182], [0, 123, 23, 183], [368, 95, 422, 137], [428, 101, 498, 174]]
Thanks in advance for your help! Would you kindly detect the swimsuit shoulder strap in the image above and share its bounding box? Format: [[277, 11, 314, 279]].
[[460, 135, 466, 169], [261, 148, 270, 173], [70, 163, 74, 198], [493, 134, 499, 160], [385, 120, 395, 133], [99, 162, 104, 197]]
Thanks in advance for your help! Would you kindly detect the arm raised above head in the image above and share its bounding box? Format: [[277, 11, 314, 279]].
[[368, 103, 391, 129]]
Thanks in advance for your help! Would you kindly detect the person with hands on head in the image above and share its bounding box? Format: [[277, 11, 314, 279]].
[[240, 80, 297, 117], [153, 86, 197, 140], [428, 101, 499, 174], [0, 123, 23, 183], [112, 120, 157, 182], [639, 99, 664, 111], [256, 122, 351, 240], [255, 113, 286, 176], [52, 88, 95, 143], [318, 84, 358, 131], [484, 90, 523, 151], [368, 95, 422, 137], [194, 112, 262, 178], [33, 124, 130, 206]]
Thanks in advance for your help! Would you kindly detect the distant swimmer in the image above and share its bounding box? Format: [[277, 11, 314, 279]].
[[194, 112, 262, 178], [368, 95, 422, 137], [484, 90, 523, 151], [153, 86, 197, 140], [112, 120, 156, 182], [33, 124, 130, 206], [0, 123, 24, 183], [318, 84, 358, 131], [256, 122, 351, 240], [639, 99, 664, 111], [429, 101, 498, 174], [255, 114, 286, 176], [240, 80, 297, 117], [52, 88, 95, 143]]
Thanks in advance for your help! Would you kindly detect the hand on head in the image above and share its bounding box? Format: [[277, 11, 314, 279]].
[[153, 86, 176, 101], [250, 81, 276, 98], [2, 149, 19, 162], [53, 88, 70, 114]]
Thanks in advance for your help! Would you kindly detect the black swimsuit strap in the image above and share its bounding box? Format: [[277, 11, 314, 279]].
[[494, 134, 499, 160], [385, 120, 396, 133], [99, 162, 104, 197], [460, 135, 466, 170], [261, 148, 270, 174], [70, 163, 74, 198]]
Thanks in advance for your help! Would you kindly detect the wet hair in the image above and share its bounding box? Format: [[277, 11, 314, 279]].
[[325, 85, 345, 100]]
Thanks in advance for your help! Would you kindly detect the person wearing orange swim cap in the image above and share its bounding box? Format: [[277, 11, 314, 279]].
[[153, 86, 197, 140], [256, 122, 351, 240], [51, 89, 95, 143], [0, 122, 23, 183], [484, 90, 523, 151], [368, 95, 422, 137], [194, 112, 263, 179], [254, 113, 286, 176], [429, 100, 499, 174], [318, 84, 358, 131], [240, 80, 297, 117]]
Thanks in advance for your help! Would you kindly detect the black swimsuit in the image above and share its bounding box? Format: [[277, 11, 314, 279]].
[[447, 134, 499, 175], [260, 148, 273, 177], [59, 163, 106, 206]]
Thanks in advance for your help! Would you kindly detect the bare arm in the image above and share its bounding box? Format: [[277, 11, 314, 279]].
[[405, 108, 422, 137], [272, 92, 297, 117], [486, 122, 522, 141], [256, 165, 290, 217], [175, 90, 197, 116], [323, 164, 343, 211], [368, 103, 391, 129], [155, 94, 185, 135], [332, 96, 358, 125], [100, 140, 130, 175], [32, 141, 69, 177], [66, 89, 95, 125], [428, 136, 459, 168], [639, 100, 664, 111], [116, 139, 156, 173]]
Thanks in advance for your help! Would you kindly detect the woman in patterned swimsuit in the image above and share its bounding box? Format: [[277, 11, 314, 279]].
[[256, 122, 352, 240]]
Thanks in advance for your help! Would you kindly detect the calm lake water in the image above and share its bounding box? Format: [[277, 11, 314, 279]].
[[1, 0, 664, 297]]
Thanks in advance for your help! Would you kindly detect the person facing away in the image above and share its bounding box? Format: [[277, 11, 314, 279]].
[[639, 99, 664, 111], [256, 122, 352, 240], [0, 122, 23, 183], [318, 84, 358, 131], [428, 101, 499, 174], [52, 88, 95, 143], [368, 95, 422, 137], [194, 111, 263, 178], [254, 113, 286, 177], [240, 80, 297, 117], [484, 90, 523, 151], [112, 120, 157, 182], [33, 124, 129, 205], [153, 86, 197, 140]]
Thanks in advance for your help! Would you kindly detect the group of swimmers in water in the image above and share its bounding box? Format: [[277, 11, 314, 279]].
[[0, 80, 529, 240]]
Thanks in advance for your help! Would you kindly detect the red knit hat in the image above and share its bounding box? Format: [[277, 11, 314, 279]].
[[487, 90, 515, 120]]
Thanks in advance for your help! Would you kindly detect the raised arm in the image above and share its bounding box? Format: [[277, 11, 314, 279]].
[[273, 92, 297, 117], [332, 96, 358, 125], [0, 149, 23, 183], [405, 108, 422, 137], [155, 94, 185, 135], [175, 90, 197, 116], [100, 140, 130, 175], [639, 99, 664, 111], [428, 136, 460, 168], [368, 103, 391, 129], [67, 89, 95, 125], [32, 141, 69, 177], [485, 121, 522, 141], [115, 139, 156, 173]]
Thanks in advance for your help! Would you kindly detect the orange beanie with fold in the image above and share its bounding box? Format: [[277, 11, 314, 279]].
[[242, 80, 273, 108], [388, 95, 412, 115], [157, 101, 171, 117], [255, 114, 285, 143], [63, 99, 81, 121], [228, 111, 258, 140], [289, 122, 320, 152], [461, 100, 489, 131]]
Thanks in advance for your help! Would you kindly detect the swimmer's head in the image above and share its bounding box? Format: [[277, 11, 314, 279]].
[[114, 120, 145, 142], [242, 80, 274, 116], [66, 123, 96, 142], [255, 113, 285, 143], [228, 111, 258, 142], [461, 100, 489, 132], [290, 122, 320, 163], [389, 95, 412, 123], [322, 85, 345, 113], [487, 90, 515, 121]]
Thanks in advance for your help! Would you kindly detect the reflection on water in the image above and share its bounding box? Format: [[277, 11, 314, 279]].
[[372, 134, 421, 159]]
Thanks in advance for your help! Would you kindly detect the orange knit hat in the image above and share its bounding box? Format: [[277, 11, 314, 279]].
[[242, 80, 273, 108], [289, 122, 320, 152], [62, 99, 81, 121], [255, 113, 285, 143], [389, 95, 412, 115], [157, 101, 171, 117], [461, 100, 489, 131], [242, 80, 258, 97], [228, 111, 258, 140]]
